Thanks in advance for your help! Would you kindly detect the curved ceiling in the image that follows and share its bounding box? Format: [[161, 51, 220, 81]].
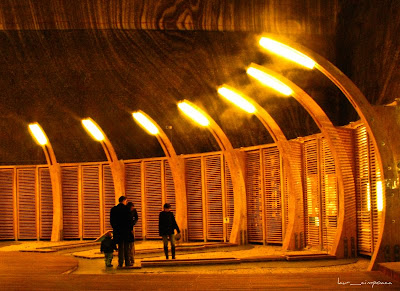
[[1, 0, 398, 165]]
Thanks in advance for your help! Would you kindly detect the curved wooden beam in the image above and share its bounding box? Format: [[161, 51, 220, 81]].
[[249, 64, 356, 257], [179, 100, 247, 245], [133, 110, 188, 242], [29, 123, 63, 242], [83, 118, 125, 204], [219, 85, 303, 250], [260, 36, 400, 269]]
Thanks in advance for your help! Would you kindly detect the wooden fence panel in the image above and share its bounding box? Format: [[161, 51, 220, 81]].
[[17, 168, 37, 239], [0, 169, 15, 240], [39, 167, 52, 240]]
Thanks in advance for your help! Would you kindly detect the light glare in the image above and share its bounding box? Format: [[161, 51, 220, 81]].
[[178, 102, 210, 126], [259, 37, 316, 69], [133, 112, 159, 135], [82, 119, 105, 141], [217, 86, 256, 114], [29, 123, 48, 145], [247, 66, 293, 96]]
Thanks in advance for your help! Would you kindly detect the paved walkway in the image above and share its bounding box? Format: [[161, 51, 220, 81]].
[[0, 250, 399, 290]]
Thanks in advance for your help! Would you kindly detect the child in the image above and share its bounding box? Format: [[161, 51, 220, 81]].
[[100, 231, 117, 267]]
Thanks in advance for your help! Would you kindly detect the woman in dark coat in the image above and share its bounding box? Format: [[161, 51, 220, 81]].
[[159, 203, 180, 259], [127, 202, 138, 264]]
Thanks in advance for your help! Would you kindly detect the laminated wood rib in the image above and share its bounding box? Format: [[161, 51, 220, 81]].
[[267, 37, 398, 269], [134, 111, 187, 241], [219, 85, 302, 250], [250, 64, 356, 258]]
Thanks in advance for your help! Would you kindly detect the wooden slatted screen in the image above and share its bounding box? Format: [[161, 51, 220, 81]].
[[144, 160, 162, 239], [224, 160, 234, 240], [164, 160, 176, 213], [303, 139, 321, 247], [245, 150, 263, 243], [185, 157, 204, 241], [125, 162, 143, 239], [0, 169, 15, 240], [17, 168, 37, 239], [205, 154, 223, 241], [355, 125, 373, 254], [321, 138, 337, 250], [102, 164, 115, 232], [354, 124, 383, 255], [39, 167, 52, 240], [61, 166, 80, 239], [82, 165, 101, 239], [263, 147, 283, 243], [369, 137, 382, 251], [289, 141, 304, 238]]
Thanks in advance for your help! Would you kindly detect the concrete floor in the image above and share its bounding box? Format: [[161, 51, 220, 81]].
[[0, 240, 370, 274], [1, 241, 398, 290]]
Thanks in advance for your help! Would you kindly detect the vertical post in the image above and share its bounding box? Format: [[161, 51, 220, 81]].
[[28, 123, 63, 241]]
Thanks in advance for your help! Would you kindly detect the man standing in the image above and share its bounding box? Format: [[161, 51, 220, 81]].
[[110, 196, 132, 267], [159, 203, 180, 259]]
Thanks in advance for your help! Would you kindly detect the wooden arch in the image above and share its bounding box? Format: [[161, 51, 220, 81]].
[[179, 100, 247, 244], [249, 64, 356, 258], [219, 84, 303, 250], [29, 123, 63, 242], [261, 36, 400, 270], [83, 118, 125, 205], [133, 110, 188, 241]]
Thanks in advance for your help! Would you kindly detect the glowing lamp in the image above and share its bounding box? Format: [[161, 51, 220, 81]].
[[82, 118, 105, 141], [133, 112, 159, 135], [247, 66, 293, 96], [217, 86, 256, 114], [259, 37, 316, 69], [29, 123, 48, 145], [178, 101, 210, 126]]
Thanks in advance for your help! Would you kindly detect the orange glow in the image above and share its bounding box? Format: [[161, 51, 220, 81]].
[[178, 101, 210, 126], [247, 66, 293, 96], [217, 86, 256, 114], [133, 112, 159, 135], [259, 37, 316, 69], [28, 123, 48, 145], [82, 118, 105, 141]]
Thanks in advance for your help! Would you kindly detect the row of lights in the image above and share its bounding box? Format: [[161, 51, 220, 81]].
[[29, 36, 314, 146]]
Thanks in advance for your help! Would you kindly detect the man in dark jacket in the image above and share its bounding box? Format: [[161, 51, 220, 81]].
[[110, 196, 132, 267], [159, 203, 180, 259]]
